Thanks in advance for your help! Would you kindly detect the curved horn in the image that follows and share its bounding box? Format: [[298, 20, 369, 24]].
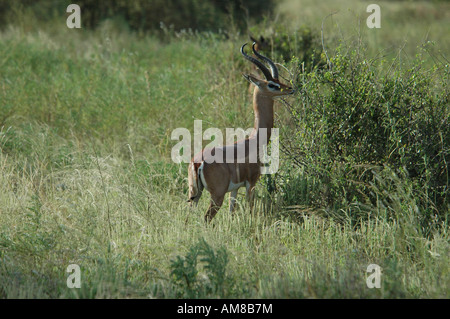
[[240, 43, 273, 81], [252, 43, 279, 80]]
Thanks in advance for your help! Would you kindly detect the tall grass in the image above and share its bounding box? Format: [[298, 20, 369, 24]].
[[276, 0, 449, 60], [0, 1, 449, 298]]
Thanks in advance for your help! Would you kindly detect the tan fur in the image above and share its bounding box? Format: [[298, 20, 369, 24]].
[[188, 43, 294, 223]]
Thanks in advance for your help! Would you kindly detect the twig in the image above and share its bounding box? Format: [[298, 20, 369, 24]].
[[321, 11, 338, 71]]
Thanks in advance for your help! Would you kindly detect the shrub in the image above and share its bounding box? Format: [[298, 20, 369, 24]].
[[0, 0, 275, 33], [248, 24, 326, 70], [170, 238, 233, 298], [277, 43, 449, 232]]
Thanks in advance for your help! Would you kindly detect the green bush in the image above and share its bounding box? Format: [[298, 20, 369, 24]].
[[170, 238, 233, 298], [0, 0, 275, 33], [249, 24, 325, 70], [278, 43, 449, 232]]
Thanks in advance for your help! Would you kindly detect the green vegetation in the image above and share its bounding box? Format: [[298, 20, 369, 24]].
[[0, 0, 274, 33], [0, 0, 448, 298]]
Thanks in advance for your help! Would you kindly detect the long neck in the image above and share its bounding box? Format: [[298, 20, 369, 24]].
[[252, 86, 274, 142]]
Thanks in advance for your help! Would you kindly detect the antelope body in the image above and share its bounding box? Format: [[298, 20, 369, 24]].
[[188, 43, 294, 223]]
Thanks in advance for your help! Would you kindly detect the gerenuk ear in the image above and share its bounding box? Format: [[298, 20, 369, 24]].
[[242, 74, 261, 87]]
